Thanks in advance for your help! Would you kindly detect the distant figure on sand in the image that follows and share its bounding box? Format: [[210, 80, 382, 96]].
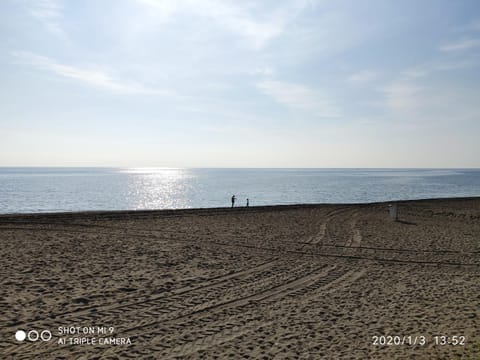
[[231, 195, 236, 208], [246, 198, 249, 207]]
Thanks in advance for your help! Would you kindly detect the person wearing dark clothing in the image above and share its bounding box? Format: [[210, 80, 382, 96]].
[[231, 195, 236, 208], [246, 198, 249, 207]]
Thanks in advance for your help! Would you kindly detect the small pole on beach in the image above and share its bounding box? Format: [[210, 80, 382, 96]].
[[388, 203, 398, 221]]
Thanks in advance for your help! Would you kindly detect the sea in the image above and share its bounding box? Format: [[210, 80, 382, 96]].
[[0, 168, 479, 214]]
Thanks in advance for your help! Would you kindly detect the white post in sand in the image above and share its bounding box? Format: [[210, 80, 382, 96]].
[[388, 203, 398, 221]]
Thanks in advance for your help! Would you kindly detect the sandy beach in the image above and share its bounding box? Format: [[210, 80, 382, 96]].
[[0, 197, 479, 359]]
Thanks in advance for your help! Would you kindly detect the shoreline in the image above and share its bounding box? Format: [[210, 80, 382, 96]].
[[1, 195, 479, 218]]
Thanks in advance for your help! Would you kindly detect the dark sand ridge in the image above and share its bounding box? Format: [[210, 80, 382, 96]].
[[0, 197, 479, 359]]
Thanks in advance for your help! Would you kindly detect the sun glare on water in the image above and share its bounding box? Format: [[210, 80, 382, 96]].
[[124, 168, 193, 210]]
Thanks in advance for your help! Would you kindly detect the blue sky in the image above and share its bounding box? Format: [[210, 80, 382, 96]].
[[0, 0, 479, 167]]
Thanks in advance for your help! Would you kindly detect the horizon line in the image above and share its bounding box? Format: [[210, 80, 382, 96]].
[[0, 166, 479, 170]]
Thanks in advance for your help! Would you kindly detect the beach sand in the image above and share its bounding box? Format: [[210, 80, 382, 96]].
[[0, 198, 479, 359]]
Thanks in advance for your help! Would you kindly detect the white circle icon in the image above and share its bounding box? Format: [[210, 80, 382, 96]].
[[27, 330, 39, 342], [41, 330, 52, 341], [15, 330, 26, 342]]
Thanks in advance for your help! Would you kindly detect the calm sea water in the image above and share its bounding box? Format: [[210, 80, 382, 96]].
[[0, 168, 479, 214]]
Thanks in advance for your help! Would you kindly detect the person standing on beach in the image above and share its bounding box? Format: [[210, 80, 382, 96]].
[[231, 195, 236, 208], [246, 198, 249, 207]]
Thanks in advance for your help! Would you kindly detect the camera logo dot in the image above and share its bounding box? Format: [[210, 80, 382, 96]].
[[16, 330, 52, 342], [15, 330, 26, 342]]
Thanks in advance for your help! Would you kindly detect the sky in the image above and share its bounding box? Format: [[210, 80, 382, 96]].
[[0, 0, 479, 167]]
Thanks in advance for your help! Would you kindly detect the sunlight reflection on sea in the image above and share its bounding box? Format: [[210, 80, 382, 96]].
[[0, 168, 479, 213]]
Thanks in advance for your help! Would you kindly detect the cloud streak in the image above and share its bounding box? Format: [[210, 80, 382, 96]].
[[12, 51, 172, 96], [23, 0, 64, 35], [383, 82, 422, 114], [256, 80, 339, 117], [347, 70, 378, 85], [138, 0, 308, 49], [439, 38, 480, 52]]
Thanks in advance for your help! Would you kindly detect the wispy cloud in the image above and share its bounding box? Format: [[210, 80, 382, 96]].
[[12, 51, 172, 96], [472, 19, 480, 31], [383, 82, 422, 113], [256, 80, 339, 117], [137, 0, 178, 23], [383, 78, 480, 128], [439, 38, 480, 52], [137, 0, 307, 49], [251, 66, 274, 76], [347, 70, 377, 85], [23, 0, 64, 35], [384, 54, 478, 116], [401, 60, 473, 79]]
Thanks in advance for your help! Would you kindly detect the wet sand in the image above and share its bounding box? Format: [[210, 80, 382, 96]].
[[0, 198, 479, 359]]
